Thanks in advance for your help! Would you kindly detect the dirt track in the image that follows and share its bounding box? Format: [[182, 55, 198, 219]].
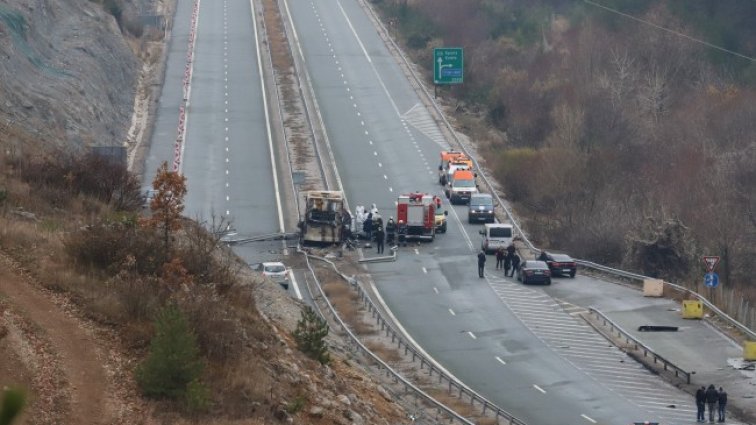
[[0, 252, 121, 425]]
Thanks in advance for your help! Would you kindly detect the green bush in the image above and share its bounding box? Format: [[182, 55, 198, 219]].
[[285, 395, 306, 414], [183, 379, 211, 413], [293, 306, 330, 365], [136, 305, 204, 399], [0, 388, 25, 425]]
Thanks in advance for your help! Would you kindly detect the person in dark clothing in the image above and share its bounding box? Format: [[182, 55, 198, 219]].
[[364, 212, 373, 240], [495, 247, 505, 269], [696, 386, 706, 422], [397, 220, 407, 247], [510, 253, 521, 278], [375, 225, 385, 254], [717, 387, 727, 422], [537, 250, 548, 262], [385, 217, 396, 245], [503, 252, 512, 276], [506, 243, 516, 257], [705, 384, 718, 423], [477, 250, 486, 278]]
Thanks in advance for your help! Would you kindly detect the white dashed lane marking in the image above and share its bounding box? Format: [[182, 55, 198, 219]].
[[486, 275, 698, 425]]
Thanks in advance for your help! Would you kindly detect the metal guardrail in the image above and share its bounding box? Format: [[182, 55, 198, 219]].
[[361, 0, 756, 342], [663, 281, 756, 341], [578, 261, 756, 340], [222, 232, 300, 245], [588, 307, 692, 384], [304, 250, 527, 425], [300, 251, 477, 425]]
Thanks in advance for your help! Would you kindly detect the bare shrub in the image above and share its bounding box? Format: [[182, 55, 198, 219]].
[[491, 148, 540, 202], [626, 217, 697, 281], [209, 357, 274, 418], [64, 220, 164, 275], [110, 274, 165, 323], [364, 341, 402, 362], [180, 289, 246, 362], [16, 153, 142, 211], [177, 217, 239, 289]]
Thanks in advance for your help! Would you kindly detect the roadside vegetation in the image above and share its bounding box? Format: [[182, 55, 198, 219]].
[[373, 0, 756, 321], [0, 151, 406, 423]]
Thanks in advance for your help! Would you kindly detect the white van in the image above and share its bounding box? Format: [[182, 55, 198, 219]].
[[480, 223, 513, 254]]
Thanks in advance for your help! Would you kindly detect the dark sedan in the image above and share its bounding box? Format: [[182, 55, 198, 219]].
[[516, 260, 552, 285], [540, 252, 577, 278]]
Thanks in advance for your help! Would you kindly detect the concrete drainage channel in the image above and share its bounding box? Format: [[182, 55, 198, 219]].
[[299, 248, 526, 425]]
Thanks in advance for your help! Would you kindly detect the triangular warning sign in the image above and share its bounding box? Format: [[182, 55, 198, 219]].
[[702, 256, 720, 272]]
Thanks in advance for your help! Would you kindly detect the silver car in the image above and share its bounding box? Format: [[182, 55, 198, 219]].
[[258, 262, 289, 290]]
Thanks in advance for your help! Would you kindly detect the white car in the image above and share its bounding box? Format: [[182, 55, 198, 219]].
[[258, 262, 289, 290]]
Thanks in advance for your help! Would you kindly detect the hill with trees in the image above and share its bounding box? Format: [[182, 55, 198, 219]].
[[374, 0, 756, 319]]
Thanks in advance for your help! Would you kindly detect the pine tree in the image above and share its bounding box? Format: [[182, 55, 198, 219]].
[[136, 305, 204, 398], [293, 306, 330, 365]]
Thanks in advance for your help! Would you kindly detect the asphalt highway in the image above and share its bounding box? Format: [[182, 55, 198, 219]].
[[144, 0, 287, 265], [144, 1, 736, 424], [283, 0, 699, 424]]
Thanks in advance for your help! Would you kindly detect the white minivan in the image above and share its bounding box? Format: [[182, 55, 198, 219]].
[[480, 223, 513, 254]]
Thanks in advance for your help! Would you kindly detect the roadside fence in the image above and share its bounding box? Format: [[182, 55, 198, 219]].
[[301, 249, 527, 425]]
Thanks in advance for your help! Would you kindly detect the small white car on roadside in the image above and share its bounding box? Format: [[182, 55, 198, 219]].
[[257, 262, 289, 290]]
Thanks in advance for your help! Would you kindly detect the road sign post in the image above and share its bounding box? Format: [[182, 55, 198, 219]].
[[704, 272, 719, 288], [434, 48, 464, 97], [702, 255, 720, 272]]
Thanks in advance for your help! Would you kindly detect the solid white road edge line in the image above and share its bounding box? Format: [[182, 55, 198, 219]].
[[290, 270, 302, 300], [249, 0, 284, 233]]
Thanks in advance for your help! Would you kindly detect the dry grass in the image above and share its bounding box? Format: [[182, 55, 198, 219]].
[[364, 340, 403, 363]]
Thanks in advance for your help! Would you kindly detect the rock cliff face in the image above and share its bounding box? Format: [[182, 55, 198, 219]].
[[0, 0, 138, 154]]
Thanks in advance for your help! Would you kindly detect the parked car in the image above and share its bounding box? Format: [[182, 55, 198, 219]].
[[538, 251, 577, 278], [468, 193, 495, 223], [256, 262, 290, 290], [516, 260, 551, 285]]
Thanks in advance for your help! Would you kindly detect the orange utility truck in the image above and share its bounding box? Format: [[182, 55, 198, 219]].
[[445, 169, 478, 204]]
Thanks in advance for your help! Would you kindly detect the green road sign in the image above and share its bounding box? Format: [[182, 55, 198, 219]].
[[434, 47, 464, 85]]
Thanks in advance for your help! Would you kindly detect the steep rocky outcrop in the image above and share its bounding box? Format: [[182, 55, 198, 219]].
[[0, 0, 138, 154]]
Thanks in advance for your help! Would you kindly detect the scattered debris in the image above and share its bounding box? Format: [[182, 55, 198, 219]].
[[638, 325, 679, 332]]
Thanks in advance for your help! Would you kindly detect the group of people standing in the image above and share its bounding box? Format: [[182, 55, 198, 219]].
[[696, 384, 727, 423], [495, 244, 521, 277], [476, 244, 520, 278], [367, 215, 408, 255]]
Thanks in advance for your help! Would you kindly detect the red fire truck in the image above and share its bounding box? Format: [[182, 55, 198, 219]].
[[397, 193, 436, 241]]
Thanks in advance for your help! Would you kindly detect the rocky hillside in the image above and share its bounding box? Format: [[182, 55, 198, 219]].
[[0, 0, 138, 154]]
